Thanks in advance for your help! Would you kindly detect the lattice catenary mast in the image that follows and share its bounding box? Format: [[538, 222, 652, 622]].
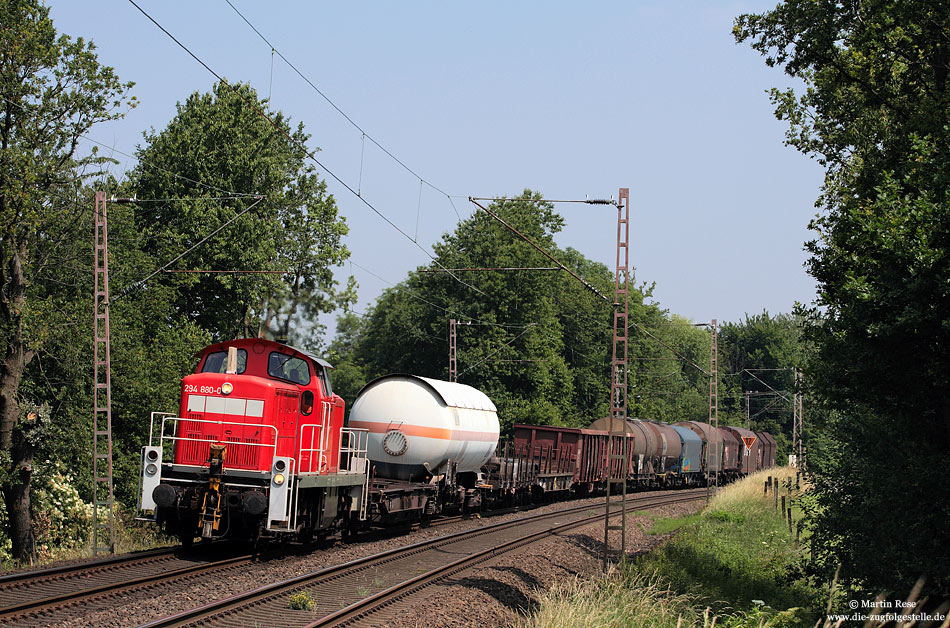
[[449, 318, 458, 382], [793, 367, 804, 468], [603, 188, 630, 570], [92, 191, 116, 555]]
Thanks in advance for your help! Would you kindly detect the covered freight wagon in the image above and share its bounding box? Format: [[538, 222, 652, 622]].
[[721, 426, 761, 474], [674, 420, 723, 474], [756, 431, 776, 470], [646, 421, 682, 474], [669, 424, 703, 480], [587, 417, 658, 480]]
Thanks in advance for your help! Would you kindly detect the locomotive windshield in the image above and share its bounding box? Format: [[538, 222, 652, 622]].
[[201, 349, 248, 374], [319, 365, 332, 396], [267, 352, 311, 385]]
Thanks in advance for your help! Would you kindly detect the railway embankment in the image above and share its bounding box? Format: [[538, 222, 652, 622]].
[[516, 467, 824, 628]]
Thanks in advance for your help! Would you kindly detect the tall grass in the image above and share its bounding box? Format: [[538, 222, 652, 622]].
[[519, 570, 708, 628], [639, 468, 813, 608]]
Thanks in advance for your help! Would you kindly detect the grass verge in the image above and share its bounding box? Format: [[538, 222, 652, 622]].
[[516, 467, 823, 628]]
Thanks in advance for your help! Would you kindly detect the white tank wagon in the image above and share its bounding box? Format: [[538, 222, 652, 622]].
[[347, 375, 500, 483]]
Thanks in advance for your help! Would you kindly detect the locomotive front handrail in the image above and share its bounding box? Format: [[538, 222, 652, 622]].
[[148, 411, 178, 448], [158, 415, 279, 465]]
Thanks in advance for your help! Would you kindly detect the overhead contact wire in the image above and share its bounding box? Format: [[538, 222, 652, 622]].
[[128, 0, 486, 298], [223, 0, 454, 199], [110, 195, 264, 303], [468, 197, 609, 302], [349, 260, 530, 329]]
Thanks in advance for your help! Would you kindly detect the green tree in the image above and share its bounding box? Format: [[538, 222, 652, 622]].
[[131, 81, 352, 344], [356, 192, 594, 431], [326, 310, 368, 415], [629, 312, 710, 424], [0, 0, 134, 562], [718, 311, 803, 456], [736, 0, 950, 593]]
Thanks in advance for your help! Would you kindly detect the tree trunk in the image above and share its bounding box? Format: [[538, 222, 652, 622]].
[[2, 437, 35, 564], [0, 247, 36, 564]]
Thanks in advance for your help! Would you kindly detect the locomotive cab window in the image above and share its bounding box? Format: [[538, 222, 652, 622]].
[[267, 352, 311, 385], [201, 349, 247, 374], [300, 390, 314, 415]]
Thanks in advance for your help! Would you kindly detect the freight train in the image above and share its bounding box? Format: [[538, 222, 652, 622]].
[[137, 338, 775, 545]]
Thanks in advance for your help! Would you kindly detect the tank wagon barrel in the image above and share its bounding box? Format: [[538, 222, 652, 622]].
[[347, 374, 500, 521]]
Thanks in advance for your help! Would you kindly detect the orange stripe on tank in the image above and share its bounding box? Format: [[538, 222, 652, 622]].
[[348, 420, 497, 442]]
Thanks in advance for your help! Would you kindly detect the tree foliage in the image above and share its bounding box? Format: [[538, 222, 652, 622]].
[[0, 22, 356, 561], [717, 311, 803, 456], [0, 0, 134, 562], [736, 0, 950, 594], [131, 81, 353, 343]]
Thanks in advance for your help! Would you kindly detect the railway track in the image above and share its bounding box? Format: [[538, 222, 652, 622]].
[[141, 489, 706, 628], [0, 544, 255, 627], [0, 497, 562, 627]]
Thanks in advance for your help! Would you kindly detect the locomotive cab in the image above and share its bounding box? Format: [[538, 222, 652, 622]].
[[138, 338, 369, 544]]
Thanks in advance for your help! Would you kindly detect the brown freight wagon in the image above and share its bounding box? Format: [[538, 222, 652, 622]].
[[756, 431, 776, 470], [721, 426, 761, 474], [718, 427, 741, 479], [510, 424, 581, 494]]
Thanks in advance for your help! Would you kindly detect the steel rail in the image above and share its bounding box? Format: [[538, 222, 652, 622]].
[[0, 546, 176, 586], [0, 550, 254, 625]]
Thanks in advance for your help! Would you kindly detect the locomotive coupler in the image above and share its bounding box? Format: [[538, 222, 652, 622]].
[[200, 444, 227, 538]]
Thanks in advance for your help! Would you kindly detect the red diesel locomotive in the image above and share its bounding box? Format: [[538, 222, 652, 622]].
[[138, 338, 369, 544]]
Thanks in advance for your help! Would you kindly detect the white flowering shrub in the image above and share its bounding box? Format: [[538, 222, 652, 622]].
[[31, 468, 94, 561]]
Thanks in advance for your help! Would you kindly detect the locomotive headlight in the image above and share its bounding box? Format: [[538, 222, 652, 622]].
[[221, 382, 233, 395], [145, 463, 158, 476], [273, 473, 285, 486], [146, 449, 159, 462]]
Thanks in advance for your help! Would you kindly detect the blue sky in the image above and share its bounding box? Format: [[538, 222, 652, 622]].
[[49, 1, 824, 337]]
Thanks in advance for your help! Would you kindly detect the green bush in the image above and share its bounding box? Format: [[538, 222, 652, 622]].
[[288, 590, 315, 611]]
